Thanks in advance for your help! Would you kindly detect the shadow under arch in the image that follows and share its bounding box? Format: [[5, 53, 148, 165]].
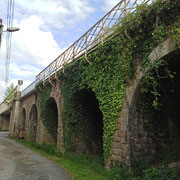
[[69, 88, 103, 155], [43, 97, 58, 142], [29, 104, 38, 141], [21, 108, 26, 130], [128, 49, 180, 166]]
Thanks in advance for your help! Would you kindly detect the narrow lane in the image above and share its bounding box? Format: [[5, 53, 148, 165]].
[[0, 132, 71, 180]]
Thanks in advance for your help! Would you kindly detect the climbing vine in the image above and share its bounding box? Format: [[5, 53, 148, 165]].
[[37, 0, 180, 162], [137, 59, 176, 138], [35, 83, 55, 137]]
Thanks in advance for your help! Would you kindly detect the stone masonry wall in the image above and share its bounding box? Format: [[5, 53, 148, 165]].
[[9, 91, 21, 137], [36, 93, 56, 144], [49, 80, 64, 151], [36, 80, 64, 151], [0, 115, 10, 131], [20, 92, 37, 141], [109, 39, 178, 168]]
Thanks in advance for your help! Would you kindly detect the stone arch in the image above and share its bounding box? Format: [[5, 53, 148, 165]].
[[127, 39, 178, 119], [43, 97, 58, 142], [128, 47, 180, 165], [29, 104, 38, 141], [21, 108, 26, 130], [69, 88, 103, 155]]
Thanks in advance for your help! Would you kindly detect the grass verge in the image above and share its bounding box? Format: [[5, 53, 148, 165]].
[[10, 138, 180, 180]]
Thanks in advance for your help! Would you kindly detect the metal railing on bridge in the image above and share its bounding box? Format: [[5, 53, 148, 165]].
[[21, 81, 36, 97], [21, 0, 152, 97]]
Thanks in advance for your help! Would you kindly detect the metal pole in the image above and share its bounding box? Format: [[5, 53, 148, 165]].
[[85, 33, 87, 59], [0, 19, 4, 47], [101, 19, 104, 45]]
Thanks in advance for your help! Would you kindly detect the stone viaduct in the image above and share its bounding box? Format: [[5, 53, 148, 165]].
[[0, 85, 20, 131], [1, 0, 180, 168]]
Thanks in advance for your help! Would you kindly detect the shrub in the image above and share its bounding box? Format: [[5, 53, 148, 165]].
[[143, 167, 180, 180], [107, 164, 140, 180]]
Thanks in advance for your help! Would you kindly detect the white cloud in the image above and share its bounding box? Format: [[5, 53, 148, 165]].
[[12, 15, 62, 67], [102, 0, 147, 12], [10, 63, 41, 78], [0, 80, 5, 103], [102, 0, 120, 11], [14, 0, 95, 30]]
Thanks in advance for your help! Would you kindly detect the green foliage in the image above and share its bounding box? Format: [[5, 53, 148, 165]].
[[137, 56, 178, 141], [60, 0, 180, 162], [32, 142, 62, 157], [156, 143, 180, 165], [61, 41, 127, 158], [143, 167, 180, 180], [36, 83, 56, 138], [132, 158, 149, 177], [63, 152, 104, 173], [16, 139, 62, 157], [4, 82, 14, 97], [60, 61, 84, 151], [3, 83, 16, 106], [108, 165, 180, 180], [107, 164, 139, 180]]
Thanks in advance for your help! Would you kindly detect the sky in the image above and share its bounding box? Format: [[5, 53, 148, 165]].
[[0, 0, 146, 103]]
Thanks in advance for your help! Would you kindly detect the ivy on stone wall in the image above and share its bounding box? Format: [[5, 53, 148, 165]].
[[137, 59, 176, 138], [35, 83, 53, 136], [37, 0, 180, 162]]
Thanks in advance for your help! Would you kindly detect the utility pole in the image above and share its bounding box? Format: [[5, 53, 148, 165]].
[[0, 18, 19, 86], [0, 19, 4, 47]]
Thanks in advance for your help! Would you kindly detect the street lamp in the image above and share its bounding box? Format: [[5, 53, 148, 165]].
[[0, 18, 20, 47], [6, 27, 20, 32]]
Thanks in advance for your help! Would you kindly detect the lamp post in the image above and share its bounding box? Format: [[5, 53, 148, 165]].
[[0, 18, 20, 47]]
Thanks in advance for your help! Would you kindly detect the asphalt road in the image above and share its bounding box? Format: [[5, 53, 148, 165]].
[[0, 132, 71, 180]]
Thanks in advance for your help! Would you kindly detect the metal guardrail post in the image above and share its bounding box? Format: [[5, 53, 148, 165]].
[[73, 46, 75, 59], [101, 19, 104, 45], [85, 33, 87, 59], [43, 70, 45, 86], [85, 33, 90, 63]]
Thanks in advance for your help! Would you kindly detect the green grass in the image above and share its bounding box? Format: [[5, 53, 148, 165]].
[[11, 138, 180, 180]]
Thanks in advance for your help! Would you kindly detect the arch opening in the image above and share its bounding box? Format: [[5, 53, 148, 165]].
[[129, 49, 180, 166], [43, 97, 58, 142], [0, 113, 10, 132], [71, 89, 103, 155], [29, 104, 38, 141], [21, 108, 26, 130]]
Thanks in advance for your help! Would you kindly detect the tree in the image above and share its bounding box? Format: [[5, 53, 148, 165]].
[[4, 83, 14, 97], [3, 83, 15, 105]]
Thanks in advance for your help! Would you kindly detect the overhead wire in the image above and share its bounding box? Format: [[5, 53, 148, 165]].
[[5, 0, 15, 85]]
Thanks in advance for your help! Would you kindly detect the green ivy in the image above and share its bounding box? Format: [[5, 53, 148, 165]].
[[37, 0, 180, 162], [36, 83, 54, 137], [137, 59, 176, 138]]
